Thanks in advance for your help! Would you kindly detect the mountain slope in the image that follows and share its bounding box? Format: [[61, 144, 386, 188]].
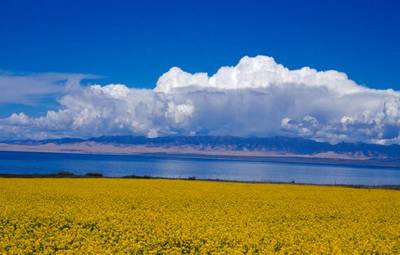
[[2, 136, 400, 159]]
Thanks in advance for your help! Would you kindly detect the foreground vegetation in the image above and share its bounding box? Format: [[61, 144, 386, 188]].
[[0, 179, 399, 254]]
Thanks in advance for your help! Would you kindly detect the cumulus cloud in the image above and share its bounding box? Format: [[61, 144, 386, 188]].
[[1, 55, 400, 144]]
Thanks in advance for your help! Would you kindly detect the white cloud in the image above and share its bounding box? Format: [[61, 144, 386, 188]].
[[0, 71, 98, 104], [1, 55, 400, 144], [155, 56, 364, 95]]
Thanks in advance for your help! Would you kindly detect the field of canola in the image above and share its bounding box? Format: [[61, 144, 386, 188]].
[[0, 178, 399, 254]]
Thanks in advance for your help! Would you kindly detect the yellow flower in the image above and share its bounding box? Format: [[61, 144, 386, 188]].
[[0, 179, 399, 254]]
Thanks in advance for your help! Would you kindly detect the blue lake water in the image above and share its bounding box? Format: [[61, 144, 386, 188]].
[[0, 151, 399, 186]]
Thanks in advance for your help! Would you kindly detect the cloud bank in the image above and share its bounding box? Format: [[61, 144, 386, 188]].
[[1, 55, 400, 144]]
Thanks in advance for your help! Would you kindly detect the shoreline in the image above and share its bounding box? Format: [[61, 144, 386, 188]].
[[1, 173, 399, 190]]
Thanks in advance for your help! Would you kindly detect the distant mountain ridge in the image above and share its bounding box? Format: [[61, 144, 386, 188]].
[[3, 136, 400, 159]]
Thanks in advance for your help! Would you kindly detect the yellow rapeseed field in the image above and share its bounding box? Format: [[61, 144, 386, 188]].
[[0, 178, 399, 254]]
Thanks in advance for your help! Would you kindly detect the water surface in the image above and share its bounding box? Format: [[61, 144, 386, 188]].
[[0, 151, 399, 186]]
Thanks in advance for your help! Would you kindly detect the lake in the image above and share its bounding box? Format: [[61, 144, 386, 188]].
[[0, 151, 399, 186]]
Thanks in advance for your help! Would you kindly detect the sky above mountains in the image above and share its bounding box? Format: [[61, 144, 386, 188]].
[[0, 0, 399, 143]]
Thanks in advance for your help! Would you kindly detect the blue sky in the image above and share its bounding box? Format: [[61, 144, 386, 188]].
[[1, 0, 400, 143], [1, 0, 399, 88]]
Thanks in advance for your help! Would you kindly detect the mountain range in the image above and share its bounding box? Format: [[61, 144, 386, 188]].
[[1, 136, 400, 167]]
